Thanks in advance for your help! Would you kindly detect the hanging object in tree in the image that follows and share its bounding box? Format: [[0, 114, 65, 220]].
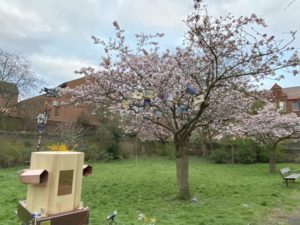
[[154, 110, 162, 119], [193, 95, 204, 106], [144, 89, 154, 99], [132, 90, 143, 100], [173, 95, 180, 103], [145, 104, 151, 111], [144, 98, 151, 106], [122, 100, 129, 110], [176, 105, 187, 114], [186, 85, 197, 96], [164, 93, 173, 102], [144, 98, 151, 111]]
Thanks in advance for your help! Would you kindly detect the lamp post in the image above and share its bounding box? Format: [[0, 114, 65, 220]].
[[36, 111, 47, 151], [36, 87, 59, 151]]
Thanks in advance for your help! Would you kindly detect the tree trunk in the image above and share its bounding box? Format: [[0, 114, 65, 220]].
[[176, 154, 190, 200], [201, 139, 208, 157], [269, 147, 277, 173], [175, 140, 191, 200]]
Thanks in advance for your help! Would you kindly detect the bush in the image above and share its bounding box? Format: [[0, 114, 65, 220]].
[[83, 142, 110, 162], [153, 141, 176, 158], [233, 139, 257, 164], [209, 138, 258, 164], [256, 143, 284, 163], [0, 136, 34, 168], [209, 146, 229, 163], [107, 142, 121, 160]]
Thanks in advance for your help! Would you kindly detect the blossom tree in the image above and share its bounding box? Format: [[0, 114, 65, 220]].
[[226, 103, 300, 173], [70, 0, 300, 199]]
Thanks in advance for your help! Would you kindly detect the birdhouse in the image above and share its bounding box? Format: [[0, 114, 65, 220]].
[[144, 89, 154, 99], [193, 95, 204, 106], [176, 105, 187, 114], [144, 98, 151, 106], [17, 152, 92, 225], [122, 100, 129, 110], [153, 110, 162, 119], [164, 93, 173, 102], [186, 85, 197, 96], [132, 91, 143, 100]]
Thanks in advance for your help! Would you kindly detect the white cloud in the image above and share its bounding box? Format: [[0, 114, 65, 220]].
[[116, 0, 190, 31], [30, 54, 96, 87], [0, 0, 299, 89], [0, 1, 52, 39]]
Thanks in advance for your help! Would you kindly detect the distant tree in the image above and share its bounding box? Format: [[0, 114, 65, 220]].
[[48, 122, 86, 150], [221, 103, 300, 173], [0, 48, 41, 105], [70, 0, 300, 199]]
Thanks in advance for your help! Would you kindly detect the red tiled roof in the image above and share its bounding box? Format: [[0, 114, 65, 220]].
[[282, 86, 300, 99]]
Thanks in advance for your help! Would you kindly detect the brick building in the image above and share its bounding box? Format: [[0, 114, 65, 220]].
[[0, 81, 19, 113], [271, 83, 300, 116], [13, 77, 98, 126]]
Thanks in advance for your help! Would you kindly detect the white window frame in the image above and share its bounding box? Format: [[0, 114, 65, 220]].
[[278, 101, 286, 112]]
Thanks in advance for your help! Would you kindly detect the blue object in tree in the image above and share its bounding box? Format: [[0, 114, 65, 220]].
[[144, 98, 151, 106], [154, 110, 162, 119], [186, 85, 197, 96], [176, 105, 187, 114]]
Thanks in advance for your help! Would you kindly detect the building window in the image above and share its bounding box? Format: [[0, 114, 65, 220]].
[[47, 109, 51, 118], [278, 101, 286, 112], [292, 102, 300, 111], [55, 107, 59, 116]]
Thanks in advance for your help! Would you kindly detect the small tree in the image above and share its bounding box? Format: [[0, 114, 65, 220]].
[[224, 103, 300, 173], [48, 122, 86, 151], [70, 0, 300, 199]]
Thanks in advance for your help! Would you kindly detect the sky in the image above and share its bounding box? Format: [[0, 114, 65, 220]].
[[0, 0, 299, 93]]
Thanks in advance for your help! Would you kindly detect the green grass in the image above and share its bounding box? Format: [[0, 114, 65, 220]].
[[1, 158, 300, 225]]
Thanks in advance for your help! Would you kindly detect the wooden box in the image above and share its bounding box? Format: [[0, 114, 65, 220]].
[[26, 152, 84, 215], [18, 201, 89, 225]]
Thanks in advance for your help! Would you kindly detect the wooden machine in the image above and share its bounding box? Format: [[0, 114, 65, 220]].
[[17, 152, 92, 225]]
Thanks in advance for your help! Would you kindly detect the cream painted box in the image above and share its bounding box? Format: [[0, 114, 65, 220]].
[[26, 152, 84, 215]]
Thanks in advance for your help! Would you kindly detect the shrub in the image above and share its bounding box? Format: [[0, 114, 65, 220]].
[[107, 142, 121, 160], [257, 143, 284, 163], [0, 136, 33, 168], [153, 141, 176, 158], [209, 146, 229, 163], [209, 138, 258, 164], [233, 139, 257, 164]]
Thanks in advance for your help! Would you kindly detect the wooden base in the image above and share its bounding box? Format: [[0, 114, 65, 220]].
[[17, 201, 89, 225]]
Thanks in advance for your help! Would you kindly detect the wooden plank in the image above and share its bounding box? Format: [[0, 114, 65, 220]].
[[286, 174, 300, 179], [280, 167, 291, 175], [17, 201, 89, 225]]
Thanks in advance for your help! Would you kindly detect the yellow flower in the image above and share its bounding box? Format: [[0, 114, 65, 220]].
[[48, 144, 72, 151]]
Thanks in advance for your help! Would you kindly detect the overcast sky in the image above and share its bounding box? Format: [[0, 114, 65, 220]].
[[1, 0, 299, 92]]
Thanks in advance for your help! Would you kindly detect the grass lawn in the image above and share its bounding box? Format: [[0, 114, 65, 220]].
[[1, 158, 300, 225]]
